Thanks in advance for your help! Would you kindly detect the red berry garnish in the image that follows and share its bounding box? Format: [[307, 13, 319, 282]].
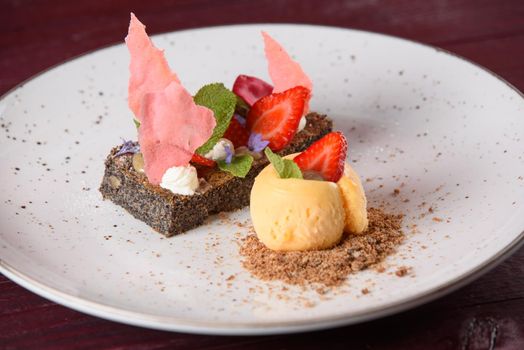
[[232, 75, 273, 106], [223, 116, 250, 148], [246, 86, 310, 151], [293, 131, 348, 182], [190, 153, 216, 167]]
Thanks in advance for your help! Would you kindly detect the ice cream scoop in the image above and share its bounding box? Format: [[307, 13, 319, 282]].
[[250, 154, 368, 251], [337, 164, 368, 234]]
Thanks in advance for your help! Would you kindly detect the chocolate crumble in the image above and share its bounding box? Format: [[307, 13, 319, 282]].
[[239, 207, 404, 287], [395, 266, 410, 277]]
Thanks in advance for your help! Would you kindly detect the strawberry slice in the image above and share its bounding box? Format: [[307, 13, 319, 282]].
[[190, 153, 216, 167], [246, 86, 310, 151], [293, 131, 348, 182], [232, 75, 273, 106], [223, 115, 250, 148]]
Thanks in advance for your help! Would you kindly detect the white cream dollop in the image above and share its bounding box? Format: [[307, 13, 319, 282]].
[[297, 116, 307, 132], [204, 138, 234, 161], [160, 165, 199, 195]]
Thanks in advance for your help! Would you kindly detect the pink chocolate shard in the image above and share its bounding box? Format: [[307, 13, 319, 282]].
[[262, 31, 313, 94], [126, 13, 180, 121], [138, 81, 216, 185], [232, 75, 273, 106]]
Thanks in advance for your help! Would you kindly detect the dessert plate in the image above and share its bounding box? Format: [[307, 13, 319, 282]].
[[1, 24, 524, 335]]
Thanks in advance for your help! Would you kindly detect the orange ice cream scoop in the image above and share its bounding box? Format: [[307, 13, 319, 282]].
[[250, 155, 368, 251], [337, 164, 368, 234]]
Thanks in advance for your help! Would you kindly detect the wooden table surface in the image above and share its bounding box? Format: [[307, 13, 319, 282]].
[[1, 1, 524, 349]]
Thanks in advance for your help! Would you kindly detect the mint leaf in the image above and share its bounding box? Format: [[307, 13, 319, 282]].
[[264, 148, 303, 179], [133, 119, 141, 129], [234, 94, 250, 117], [194, 83, 237, 154], [218, 154, 254, 178]]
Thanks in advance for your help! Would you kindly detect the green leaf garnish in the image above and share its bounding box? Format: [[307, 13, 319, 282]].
[[217, 154, 254, 178], [264, 148, 303, 179], [133, 119, 141, 129], [234, 94, 250, 117], [194, 83, 237, 155]]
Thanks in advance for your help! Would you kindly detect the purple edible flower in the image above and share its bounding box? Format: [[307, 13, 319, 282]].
[[248, 133, 270, 153], [114, 138, 140, 157], [224, 144, 233, 164], [234, 114, 246, 127]]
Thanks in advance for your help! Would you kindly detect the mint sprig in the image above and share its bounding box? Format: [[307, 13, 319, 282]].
[[264, 148, 303, 179], [217, 154, 254, 178], [194, 83, 237, 155], [234, 94, 250, 117]]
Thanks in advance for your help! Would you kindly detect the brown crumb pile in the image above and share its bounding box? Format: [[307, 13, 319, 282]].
[[239, 208, 404, 287], [395, 266, 410, 277]]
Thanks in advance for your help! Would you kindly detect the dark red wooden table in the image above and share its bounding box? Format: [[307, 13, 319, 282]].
[[2, 1, 524, 349]]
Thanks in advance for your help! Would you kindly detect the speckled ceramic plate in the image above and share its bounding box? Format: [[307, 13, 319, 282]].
[[1, 24, 524, 335]]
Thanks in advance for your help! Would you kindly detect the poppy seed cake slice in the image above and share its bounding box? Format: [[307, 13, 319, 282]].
[[99, 113, 332, 236]]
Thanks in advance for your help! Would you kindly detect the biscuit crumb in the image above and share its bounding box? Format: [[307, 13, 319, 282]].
[[240, 208, 404, 287], [376, 265, 386, 273], [303, 300, 316, 308], [395, 266, 410, 277]]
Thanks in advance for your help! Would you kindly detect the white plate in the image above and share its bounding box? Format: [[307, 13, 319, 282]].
[[1, 24, 524, 335]]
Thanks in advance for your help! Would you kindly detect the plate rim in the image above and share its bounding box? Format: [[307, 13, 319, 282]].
[[1, 23, 524, 335], [2, 233, 523, 335]]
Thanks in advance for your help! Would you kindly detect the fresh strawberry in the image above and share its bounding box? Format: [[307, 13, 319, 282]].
[[223, 115, 250, 148], [293, 131, 348, 182], [190, 153, 216, 167], [232, 75, 273, 106], [246, 86, 310, 151]]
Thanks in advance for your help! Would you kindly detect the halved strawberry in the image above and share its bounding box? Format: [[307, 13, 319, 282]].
[[190, 153, 216, 167], [246, 86, 310, 151], [293, 131, 348, 182], [223, 115, 250, 148]]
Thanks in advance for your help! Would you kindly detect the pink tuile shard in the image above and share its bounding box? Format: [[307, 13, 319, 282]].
[[126, 13, 180, 121], [138, 81, 216, 185], [262, 31, 313, 96]]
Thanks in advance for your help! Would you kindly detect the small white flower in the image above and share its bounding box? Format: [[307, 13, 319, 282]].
[[204, 138, 235, 161]]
